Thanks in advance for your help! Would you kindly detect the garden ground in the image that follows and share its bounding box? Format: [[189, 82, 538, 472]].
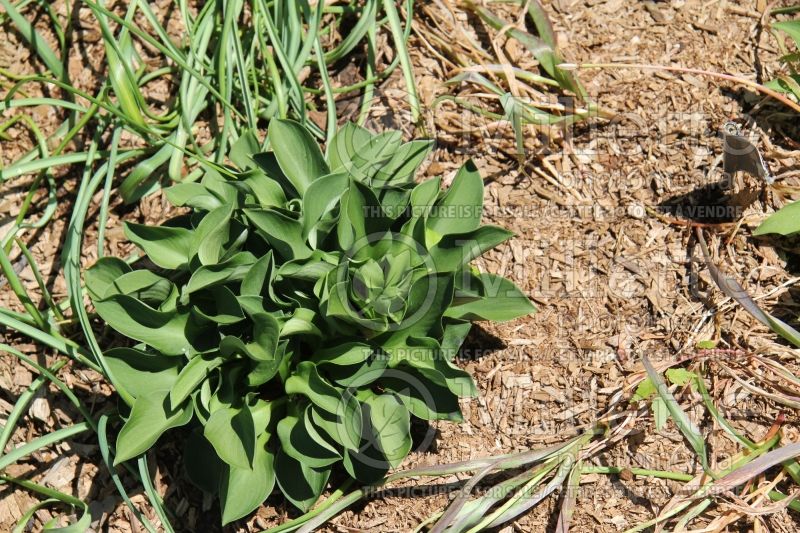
[[2, 0, 800, 531]]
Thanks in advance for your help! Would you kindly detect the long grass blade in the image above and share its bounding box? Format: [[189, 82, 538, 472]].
[[642, 356, 710, 474], [381, 0, 420, 123], [0, 423, 91, 471], [0, 0, 63, 78]]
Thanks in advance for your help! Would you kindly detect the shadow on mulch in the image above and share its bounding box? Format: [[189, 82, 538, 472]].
[[457, 324, 506, 362], [656, 180, 767, 224]]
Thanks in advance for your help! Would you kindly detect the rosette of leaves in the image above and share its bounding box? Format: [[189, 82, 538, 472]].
[[86, 119, 535, 523]]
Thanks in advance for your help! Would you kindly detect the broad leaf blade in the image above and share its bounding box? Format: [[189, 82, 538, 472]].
[[219, 432, 276, 525], [124, 222, 194, 270], [274, 449, 330, 512], [205, 406, 256, 470], [754, 201, 800, 236], [268, 119, 329, 195], [114, 389, 193, 464]]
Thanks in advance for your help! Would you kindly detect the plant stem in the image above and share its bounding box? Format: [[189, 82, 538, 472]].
[[581, 466, 694, 482], [264, 479, 354, 533], [382, 0, 421, 123]]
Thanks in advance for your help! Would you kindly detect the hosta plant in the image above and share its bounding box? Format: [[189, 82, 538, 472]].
[[86, 119, 535, 523]]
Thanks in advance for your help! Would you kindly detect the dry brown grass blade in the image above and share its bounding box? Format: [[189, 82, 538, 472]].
[[553, 459, 581, 533], [719, 362, 800, 409], [695, 228, 800, 347]]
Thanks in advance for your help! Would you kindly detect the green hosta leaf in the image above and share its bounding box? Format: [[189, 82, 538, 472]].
[[311, 342, 373, 366], [219, 312, 280, 361], [322, 280, 369, 332], [185, 252, 256, 295], [204, 405, 256, 469], [124, 222, 194, 270], [93, 295, 204, 356], [310, 395, 363, 451], [274, 449, 330, 512], [165, 183, 223, 211], [251, 152, 297, 198], [302, 172, 349, 241], [342, 440, 390, 484], [364, 393, 411, 468], [337, 181, 389, 251], [277, 406, 341, 467], [219, 432, 276, 525], [323, 352, 389, 388], [282, 308, 322, 338], [85, 257, 131, 301], [246, 358, 283, 387], [388, 336, 477, 397], [285, 361, 343, 414], [446, 272, 535, 322], [103, 270, 177, 309], [193, 286, 245, 324], [382, 274, 454, 347], [430, 225, 514, 272], [105, 347, 181, 401], [194, 203, 235, 265], [278, 252, 338, 283], [380, 188, 413, 221], [440, 321, 472, 360], [236, 295, 268, 317], [375, 140, 434, 185], [381, 365, 463, 421], [426, 160, 484, 239], [286, 365, 363, 449], [401, 177, 442, 233], [339, 130, 403, 184], [268, 119, 329, 195], [354, 258, 385, 293], [195, 381, 212, 424], [202, 169, 239, 205], [754, 201, 800, 236], [240, 251, 275, 297], [244, 208, 312, 260], [114, 389, 194, 464], [229, 130, 261, 169], [327, 122, 372, 172], [170, 355, 223, 409], [411, 176, 442, 208], [184, 430, 224, 494], [249, 397, 282, 431], [241, 168, 287, 207]]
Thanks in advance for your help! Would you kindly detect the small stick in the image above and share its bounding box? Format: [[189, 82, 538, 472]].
[[558, 62, 800, 113]]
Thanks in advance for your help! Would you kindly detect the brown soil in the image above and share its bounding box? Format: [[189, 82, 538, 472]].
[[2, 0, 800, 532]]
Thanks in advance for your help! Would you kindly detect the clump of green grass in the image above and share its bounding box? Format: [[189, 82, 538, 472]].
[[0, 0, 420, 202], [417, 0, 603, 162]]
